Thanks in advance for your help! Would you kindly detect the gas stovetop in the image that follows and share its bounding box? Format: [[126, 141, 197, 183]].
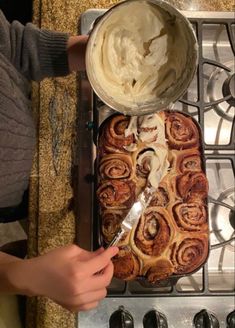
[[76, 9, 235, 328]]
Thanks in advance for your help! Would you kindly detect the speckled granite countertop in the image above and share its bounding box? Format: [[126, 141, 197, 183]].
[[27, 0, 234, 327]]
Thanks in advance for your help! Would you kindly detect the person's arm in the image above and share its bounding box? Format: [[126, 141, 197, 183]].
[[0, 9, 87, 81], [0, 252, 26, 294], [0, 245, 119, 311], [67, 35, 87, 73]]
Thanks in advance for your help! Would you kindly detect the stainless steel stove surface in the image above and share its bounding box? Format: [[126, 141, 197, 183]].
[[76, 10, 235, 328]]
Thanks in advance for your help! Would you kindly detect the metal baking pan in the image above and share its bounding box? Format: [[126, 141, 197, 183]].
[[94, 103, 210, 288]]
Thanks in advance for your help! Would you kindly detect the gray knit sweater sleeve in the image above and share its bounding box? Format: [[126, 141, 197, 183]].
[[0, 10, 69, 81]]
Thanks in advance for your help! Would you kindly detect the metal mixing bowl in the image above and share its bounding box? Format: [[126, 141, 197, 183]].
[[85, 0, 198, 116]]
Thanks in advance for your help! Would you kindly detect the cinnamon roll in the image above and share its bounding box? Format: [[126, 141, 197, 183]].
[[113, 246, 140, 280], [137, 113, 166, 145], [97, 180, 135, 209], [150, 182, 170, 207], [165, 112, 199, 149], [99, 115, 134, 154], [134, 207, 171, 257], [145, 259, 174, 284], [101, 209, 126, 243], [170, 149, 202, 174], [135, 145, 169, 190], [170, 237, 208, 274], [124, 113, 166, 146], [99, 154, 133, 180], [172, 202, 207, 231], [176, 172, 208, 202], [136, 148, 155, 179]]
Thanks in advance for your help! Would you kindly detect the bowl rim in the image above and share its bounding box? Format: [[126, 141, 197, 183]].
[[85, 0, 199, 116]]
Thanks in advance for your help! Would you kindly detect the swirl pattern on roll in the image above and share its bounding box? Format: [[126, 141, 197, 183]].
[[177, 172, 208, 202], [99, 115, 134, 154], [171, 149, 202, 173], [134, 207, 171, 257], [99, 154, 133, 180], [134, 144, 169, 189], [101, 209, 126, 243], [150, 183, 170, 207], [173, 202, 207, 231], [165, 112, 199, 149], [136, 148, 155, 179], [170, 237, 208, 274], [97, 180, 136, 209]]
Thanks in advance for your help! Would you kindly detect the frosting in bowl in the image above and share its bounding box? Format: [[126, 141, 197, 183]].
[[88, 0, 190, 111]]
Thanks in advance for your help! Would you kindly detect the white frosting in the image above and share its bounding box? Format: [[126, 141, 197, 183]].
[[124, 116, 138, 139], [125, 113, 169, 188], [138, 114, 166, 145], [123, 143, 138, 152], [125, 113, 166, 146], [147, 145, 169, 189], [89, 0, 188, 109], [136, 145, 169, 189]]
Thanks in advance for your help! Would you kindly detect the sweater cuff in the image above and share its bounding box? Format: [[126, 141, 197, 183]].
[[39, 29, 70, 78]]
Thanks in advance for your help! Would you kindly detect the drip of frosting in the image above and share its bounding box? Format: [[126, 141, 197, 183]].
[[147, 145, 169, 189]]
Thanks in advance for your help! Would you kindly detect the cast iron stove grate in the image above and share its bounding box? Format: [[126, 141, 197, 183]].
[[77, 11, 235, 300]]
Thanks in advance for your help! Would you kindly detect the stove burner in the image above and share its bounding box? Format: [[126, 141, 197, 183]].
[[229, 207, 235, 230], [207, 61, 235, 122], [211, 187, 235, 252], [222, 73, 235, 107]]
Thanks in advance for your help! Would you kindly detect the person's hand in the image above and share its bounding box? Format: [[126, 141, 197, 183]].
[[5, 244, 119, 312], [67, 35, 88, 72]]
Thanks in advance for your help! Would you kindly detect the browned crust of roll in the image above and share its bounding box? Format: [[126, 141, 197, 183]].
[[98, 115, 134, 154], [145, 259, 174, 284], [172, 201, 208, 232], [113, 246, 140, 280], [176, 171, 208, 202], [170, 236, 208, 274], [97, 180, 136, 209], [134, 207, 172, 258], [99, 153, 133, 180], [101, 209, 127, 243], [169, 148, 202, 174], [165, 112, 199, 150], [149, 178, 175, 207]]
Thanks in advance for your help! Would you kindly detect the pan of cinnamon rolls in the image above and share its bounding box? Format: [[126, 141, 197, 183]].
[[96, 110, 209, 286]]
